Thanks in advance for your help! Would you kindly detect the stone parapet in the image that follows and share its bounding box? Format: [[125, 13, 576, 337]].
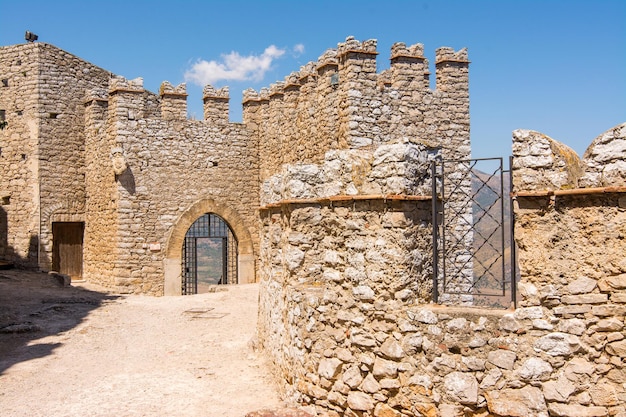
[[202, 85, 229, 125], [159, 81, 187, 121]]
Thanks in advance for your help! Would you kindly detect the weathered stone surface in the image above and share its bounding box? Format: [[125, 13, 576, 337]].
[[346, 391, 374, 411], [606, 340, 626, 357], [554, 305, 591, 315], [485, 386, 547, 417], [592, 305, 626, 316], [598, 274, 626, 291], [588, 381, 619, 406], [548, 403, 608, 417], [408, 309, 438, 324], [350, 329, 377, 347], [543, 377, 576, 402], [442, 372, 478, 405], [372, 357, 398, 378], [360, 373, 381, 393], [353, 285, 376, 301], [558, 318, 586, 336], [499, 314, 520, 332], [319, 358, 343, 380], [374, 403, 401, 417], [595, 318, 624, 332], [561, 294, 608, 304], [461, 356, 486, 371], [487, 349, 517, 370], [514, 306, 544, 320], [534, 332, 580, 356], [379, 338, 405, 359], [566, 276, 597, 294], [342, 366, 363, 388], [517, 357, 553, 381]]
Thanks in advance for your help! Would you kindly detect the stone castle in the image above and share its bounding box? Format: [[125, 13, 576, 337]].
[[1, 36, 625, 416]]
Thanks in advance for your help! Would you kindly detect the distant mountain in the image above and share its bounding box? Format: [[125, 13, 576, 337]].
[[470, 169, 516, 307]]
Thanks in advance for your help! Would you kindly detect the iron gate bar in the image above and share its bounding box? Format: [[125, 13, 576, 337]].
[[181, 213, 238, 294], [509, 155, 517, 308], [432, 157, 514, 306]]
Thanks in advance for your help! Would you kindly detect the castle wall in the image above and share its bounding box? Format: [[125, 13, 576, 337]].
[[0, 44, 41, 266], [253, 38, 483, 414], [259, 125, 626, 417], [0, 43, 110, 270], [243, 37, 470, 186], [83, 77, 260, 294]]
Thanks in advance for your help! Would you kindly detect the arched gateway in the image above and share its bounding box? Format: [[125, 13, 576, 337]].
[[163, 199, 255, 295]]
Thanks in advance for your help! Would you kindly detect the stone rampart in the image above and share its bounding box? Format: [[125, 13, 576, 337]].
[[243, 37, 470, 184], [257, 124, 626, 417], [83, 77, 260, 294]]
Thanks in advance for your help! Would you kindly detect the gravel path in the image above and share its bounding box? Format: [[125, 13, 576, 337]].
[[0, 270, 284, 416]]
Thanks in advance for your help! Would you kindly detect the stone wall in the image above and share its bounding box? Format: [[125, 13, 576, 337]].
[[243, 37, 470, 184], [256, 123, 625, 417], [82, 77, 260, 294], [254, 37, 484, 416], [0, 43, 111, 269]]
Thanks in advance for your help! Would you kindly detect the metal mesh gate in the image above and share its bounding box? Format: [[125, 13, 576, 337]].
[[182, 213, 238, 295], [432, 157, 517, 308]]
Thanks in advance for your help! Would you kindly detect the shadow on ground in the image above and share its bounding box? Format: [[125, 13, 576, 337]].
[[0, 268, 118, 375]]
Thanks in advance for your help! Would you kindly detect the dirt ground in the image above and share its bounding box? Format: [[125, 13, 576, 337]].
[[0, 268, 287, 417]]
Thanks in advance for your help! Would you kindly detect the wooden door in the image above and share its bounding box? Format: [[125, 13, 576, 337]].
[[52, 222, 84, 280]]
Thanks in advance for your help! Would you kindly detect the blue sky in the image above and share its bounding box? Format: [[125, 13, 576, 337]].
[[1, 0, 624, 160]]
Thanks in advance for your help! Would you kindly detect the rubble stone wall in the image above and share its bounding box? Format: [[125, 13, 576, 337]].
[[257, 124, 626, 417], [83, 77, 260, 294], [0, 43, 110, 269], [243, 37, 470, 184]]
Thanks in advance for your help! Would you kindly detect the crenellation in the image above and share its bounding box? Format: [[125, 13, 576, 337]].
[[159, 81, 187, 121], [202, 85, 229, 125]]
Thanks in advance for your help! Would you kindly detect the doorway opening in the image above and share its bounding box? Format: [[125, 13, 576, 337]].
[[182, 213, 237, 294], [52, 221, 84, 281]]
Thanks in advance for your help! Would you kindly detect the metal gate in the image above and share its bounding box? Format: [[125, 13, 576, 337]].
[[182, 213, 238, 295], [432, 157, 516, 308]]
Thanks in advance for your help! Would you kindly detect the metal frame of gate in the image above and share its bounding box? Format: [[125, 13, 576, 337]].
[[182, 213, 238, 295], [432, 157, 517, 307]]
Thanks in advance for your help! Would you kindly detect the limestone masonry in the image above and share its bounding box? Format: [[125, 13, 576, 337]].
[[1, 36, 624, 416]]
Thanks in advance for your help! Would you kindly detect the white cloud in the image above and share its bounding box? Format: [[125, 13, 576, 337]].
[[293, 43, 305, 55], [185, 45, 286, 86]]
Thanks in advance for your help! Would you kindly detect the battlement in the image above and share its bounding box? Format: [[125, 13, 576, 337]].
[[243, 36, 471, 180], [84, 88, 108, 104], [336, 35, 378, 57], [109, 76, 144, 94], [202, 85, 229, 125], [159, 81, 187, 121], [435, 46, 469, 63]]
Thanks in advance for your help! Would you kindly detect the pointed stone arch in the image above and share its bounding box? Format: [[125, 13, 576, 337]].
[[163, 199, 255, 295]]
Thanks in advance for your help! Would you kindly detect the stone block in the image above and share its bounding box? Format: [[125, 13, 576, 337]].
[[517, 357, 553, 381], [561, 294, 608, 304], [485, 386, 547, 417], [442, 372, 478, 405], [534, 332, 580, 356], [547, 403, 608, 417], [566, 276, 597, 294], [487, 349, 517, 370], [346, 391, 374, 411]]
